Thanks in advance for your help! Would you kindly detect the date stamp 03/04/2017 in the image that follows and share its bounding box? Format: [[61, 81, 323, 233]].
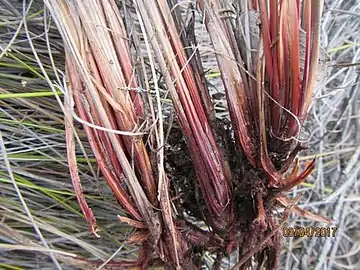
[[282, 226, 338, 238]]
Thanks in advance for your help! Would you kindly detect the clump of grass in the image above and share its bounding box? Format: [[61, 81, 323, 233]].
[[42, 0, 332, 268], [1, 0, 359, 269]]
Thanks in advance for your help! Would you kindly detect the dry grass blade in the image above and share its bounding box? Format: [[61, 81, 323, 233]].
[[65, 58, 98, 236]]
